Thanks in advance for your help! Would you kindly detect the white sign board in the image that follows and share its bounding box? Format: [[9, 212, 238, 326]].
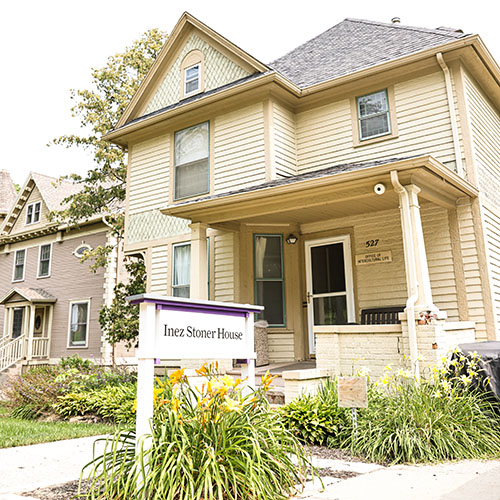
[[155, 308, 252, 359], [355, 250, 392, 266]]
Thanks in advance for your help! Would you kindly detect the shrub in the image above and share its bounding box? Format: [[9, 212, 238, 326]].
[[345, 356, 500, 464], [83, 365, 312, 500], [60, 354, 93, 371], [280, 379, 346, 446]]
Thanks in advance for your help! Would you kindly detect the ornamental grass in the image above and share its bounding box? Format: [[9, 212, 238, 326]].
[[82, 364, 311, 500]]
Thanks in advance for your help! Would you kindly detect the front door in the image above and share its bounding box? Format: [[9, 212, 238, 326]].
[[305, 235, 355, 354]]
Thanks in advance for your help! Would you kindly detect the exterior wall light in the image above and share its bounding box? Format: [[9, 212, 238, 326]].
[[286, 234, 298, 245]]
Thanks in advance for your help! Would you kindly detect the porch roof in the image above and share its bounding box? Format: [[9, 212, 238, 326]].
[[162, 155, 478, 225], [0, 288, 57, 305]]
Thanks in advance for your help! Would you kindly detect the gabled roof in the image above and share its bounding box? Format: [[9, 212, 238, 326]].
[[269, 18, 470, 88], [116, 12, 269, 129], [0, 287, 57, 305], [0, 170, 17, 215], [1, 172, 82, 236]]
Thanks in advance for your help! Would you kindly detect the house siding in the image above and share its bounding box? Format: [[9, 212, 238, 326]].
[[296, 71, 456, 174], [150, 245, 169, 294], [213, 232, 236, 302], [272, 101, 297, 177], [213, 103, 266, 193], [0, 229, 108, 359]]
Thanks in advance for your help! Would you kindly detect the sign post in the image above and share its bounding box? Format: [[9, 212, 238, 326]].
[[128, 294, 264, 449]]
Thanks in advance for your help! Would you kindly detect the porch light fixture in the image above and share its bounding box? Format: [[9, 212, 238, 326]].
[[286, 234, 298, 245]]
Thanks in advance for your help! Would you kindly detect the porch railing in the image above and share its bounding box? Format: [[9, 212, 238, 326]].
[[0, 335, 26, 372], [31, 337, 50, 359], [0, 336, 12, 349]]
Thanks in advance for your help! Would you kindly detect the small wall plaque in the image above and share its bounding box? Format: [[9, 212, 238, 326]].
[[338, 377, 368, 408], [356, 250, 392, 265]]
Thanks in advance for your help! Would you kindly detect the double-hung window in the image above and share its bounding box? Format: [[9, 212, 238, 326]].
[[68, 301, 89, 347], [357, 89, 391, 140], [26, 202, 41, 225], [254, 235, 285, 326], [13, 249, 26, 282], [174, 122, 209, 200], [172, 243, 191, 298], [38, 244, 51, 278], [184, 64, 200, 95]]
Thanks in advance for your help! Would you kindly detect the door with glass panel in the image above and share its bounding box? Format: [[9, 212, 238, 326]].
[[305, 236, 355, 354]]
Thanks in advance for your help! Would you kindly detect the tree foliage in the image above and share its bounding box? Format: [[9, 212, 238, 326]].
[[99, 258, 147, 351], [51, 28, 167, 228]]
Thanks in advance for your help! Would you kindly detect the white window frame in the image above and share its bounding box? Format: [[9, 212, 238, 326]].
[[37, 243, 52, 278], [26, 201, 42, 225], [356, 89, 391, 141], [172, 242, 191, 298], [12, 249, 26, 282], [67, 299, 90, 348], [184, 63, 201, 96]]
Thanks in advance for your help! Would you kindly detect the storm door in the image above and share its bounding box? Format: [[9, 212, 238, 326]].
[[305, 235, 355, 354]]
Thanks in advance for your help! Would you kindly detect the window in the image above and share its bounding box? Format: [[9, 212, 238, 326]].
[[254, 235, 285, 326], [73, 244, 92, 258], [184, 64, 200, 95], [174, 122, 209, 200], [12, 308, 24, 338], [357, 89, 391, 140], [26, 202, 41, 225], [38, 244, 51, 278], [13, 249, 26, 282], [68, 301, 89, 347], [172, 243, 191, 298]]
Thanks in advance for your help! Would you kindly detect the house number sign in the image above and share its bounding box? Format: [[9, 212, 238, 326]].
[[127, 293, 263, 449]]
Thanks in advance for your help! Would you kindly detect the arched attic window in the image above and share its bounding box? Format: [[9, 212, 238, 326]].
[[181, 50, 205, 99]]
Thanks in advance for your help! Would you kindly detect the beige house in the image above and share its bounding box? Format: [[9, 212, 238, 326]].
[[105, 14, 500, 377], [0, 172, 123, 373]]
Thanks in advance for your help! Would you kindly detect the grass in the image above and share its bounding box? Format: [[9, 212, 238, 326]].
[[0, 401, 119, 448]]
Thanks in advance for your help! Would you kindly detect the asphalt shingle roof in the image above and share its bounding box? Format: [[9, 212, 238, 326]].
[[269, 18, 469, 88], [0, 170, 17, 215]]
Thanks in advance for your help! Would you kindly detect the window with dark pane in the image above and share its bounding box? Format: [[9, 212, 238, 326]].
[[357, 89, 391, 140], [174, 122, 209, 200], [13, 249, 25, 281], [12, 308, 24, 338], [38, 244, 51, 277], [311, 243, 346, 294], [254, 235, 285, 326]]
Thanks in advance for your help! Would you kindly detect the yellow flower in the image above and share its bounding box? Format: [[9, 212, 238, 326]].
[[170, 368, 185, 385], [225, 397, 242, 412], [155, 377, 165, 388], [221, 374, 235, 388], [171, 397, 181, 413], [196, 363, 209, 376], [133, 399, 137, 413], [153, 387, 163, 401]]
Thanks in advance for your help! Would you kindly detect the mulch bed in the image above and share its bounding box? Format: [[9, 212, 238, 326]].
[[22, 480, 88, 500]]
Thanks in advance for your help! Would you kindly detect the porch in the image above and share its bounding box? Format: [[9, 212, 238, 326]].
[[0, 288, 55, 371], [163, 155, 482, 377]]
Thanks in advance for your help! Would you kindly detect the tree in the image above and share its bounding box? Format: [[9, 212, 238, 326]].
[[52, 29, 167, 357]]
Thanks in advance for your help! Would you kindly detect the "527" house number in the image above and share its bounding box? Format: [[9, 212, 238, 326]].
[[365, 239, 379, 248]]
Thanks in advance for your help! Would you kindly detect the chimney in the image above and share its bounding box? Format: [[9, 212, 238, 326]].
[[391, 17, 401, 24]]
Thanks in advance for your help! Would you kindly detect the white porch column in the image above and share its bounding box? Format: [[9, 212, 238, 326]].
[[46, 305, 54, 359], [26, 305, 35, 360], [406, 185, 436, 311], [189, 223, 208, 300]]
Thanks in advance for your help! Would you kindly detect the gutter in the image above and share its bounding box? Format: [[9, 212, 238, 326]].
[[436, 53, 464, 177]]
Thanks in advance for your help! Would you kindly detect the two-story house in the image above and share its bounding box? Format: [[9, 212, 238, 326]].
[[0, 172, 125, 373], [104, 13, 500, 377]]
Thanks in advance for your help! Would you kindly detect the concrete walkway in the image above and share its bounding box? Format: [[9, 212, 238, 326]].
[[0, 436, 500, 499]]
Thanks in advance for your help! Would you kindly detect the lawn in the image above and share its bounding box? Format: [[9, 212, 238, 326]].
[[0, 402, 118, 448]]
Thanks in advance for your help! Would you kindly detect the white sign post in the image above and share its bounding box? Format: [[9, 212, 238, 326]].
[[128, 294, 264, 448]]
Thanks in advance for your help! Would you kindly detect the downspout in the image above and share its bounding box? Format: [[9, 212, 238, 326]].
[[436, 52, 464, 177], [390, 171, 420, 381]]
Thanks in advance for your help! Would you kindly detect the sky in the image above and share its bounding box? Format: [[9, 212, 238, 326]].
[[1, 0, 499, 187]]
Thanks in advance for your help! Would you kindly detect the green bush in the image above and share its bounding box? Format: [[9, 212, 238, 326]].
[[346, 356, 500, 464], [53, 384, 136, 424], [83, 366, 312, 500], [280, 379, 346, 446]]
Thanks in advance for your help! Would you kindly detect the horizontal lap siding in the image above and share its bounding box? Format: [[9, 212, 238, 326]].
[[128, 135, 170, 215], [214, 233, 235, 302], [213, 104, 266, 193], [482, 202, 500, 334], [268, 331, 294, 362], [273, 102, 297, 177], [296, 72, 455, 174], [150, 245, 169, 294], [464, 71, 500, 207]]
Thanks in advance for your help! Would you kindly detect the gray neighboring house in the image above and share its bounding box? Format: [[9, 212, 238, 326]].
[[0, 172, 128, 374]]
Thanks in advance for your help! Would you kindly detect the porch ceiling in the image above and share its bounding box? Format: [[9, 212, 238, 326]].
[[163, 156, 478, 225]]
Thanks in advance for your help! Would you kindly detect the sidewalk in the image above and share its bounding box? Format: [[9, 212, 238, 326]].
[[0, 436, 499, 499]]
